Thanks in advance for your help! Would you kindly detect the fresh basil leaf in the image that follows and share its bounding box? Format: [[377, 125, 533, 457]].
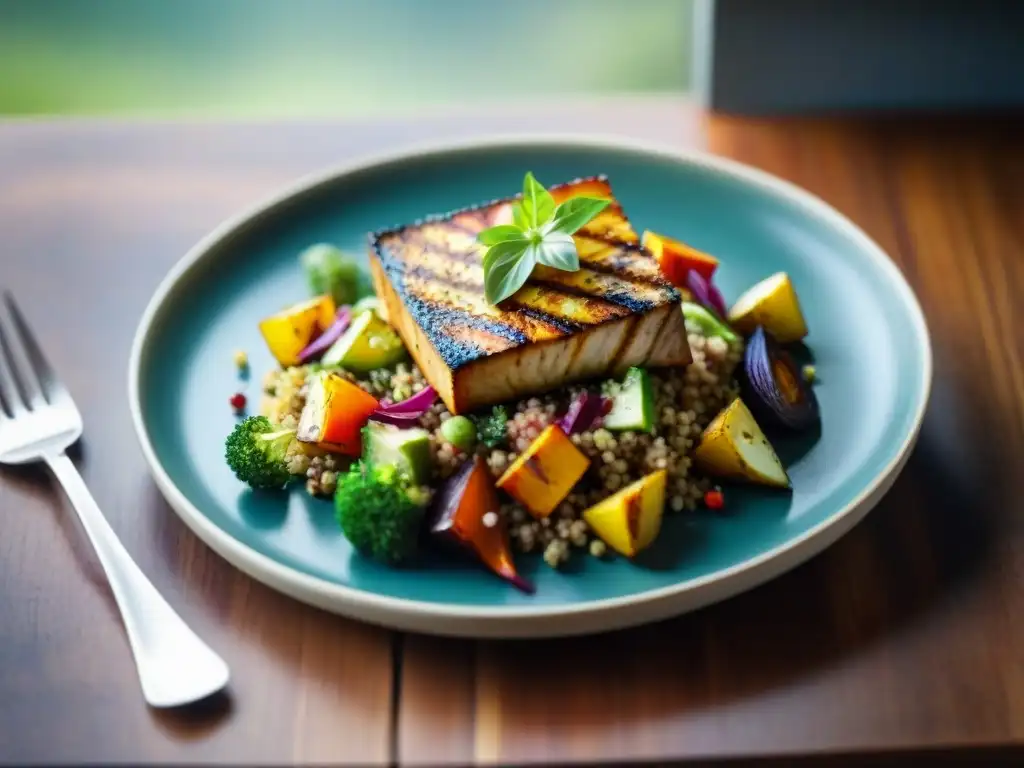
[[529, 232, 579, 272], [477, 225, 526, 247], [484, 246, 536, 305], [550, 196, 610, 235], [478, 173, 597, 305], [520, 171, 555, 229], [482, 238, 528, 272], [511, 201, 530, 231]]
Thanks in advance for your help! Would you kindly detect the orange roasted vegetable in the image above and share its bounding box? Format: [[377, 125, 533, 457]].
[[495, 424, 589, 519], [583, 469, 666, 557], [296, 370, 379, 456], [428, 455, 533, 593], [258, 295, 336, 367], [642, 230, 719, 286]]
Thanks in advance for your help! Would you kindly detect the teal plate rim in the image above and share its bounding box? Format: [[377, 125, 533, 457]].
[[127, 134, 933, 638]]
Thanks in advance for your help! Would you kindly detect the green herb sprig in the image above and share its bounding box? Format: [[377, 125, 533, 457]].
[[477, 172, 610, 305], [472, 404, 509, 449]]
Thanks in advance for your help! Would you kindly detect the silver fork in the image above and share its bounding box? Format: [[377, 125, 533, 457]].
[[0, 292, 229, 708]]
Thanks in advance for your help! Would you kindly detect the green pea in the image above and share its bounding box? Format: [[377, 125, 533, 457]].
[[441, 415, 477, 452]]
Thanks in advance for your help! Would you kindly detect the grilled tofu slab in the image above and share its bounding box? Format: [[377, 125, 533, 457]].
[[368, 176, 692, 415]]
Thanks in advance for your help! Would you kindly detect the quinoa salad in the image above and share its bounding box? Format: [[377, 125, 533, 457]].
[[259, 329, 741, 567], [224, 172, 820, 593]]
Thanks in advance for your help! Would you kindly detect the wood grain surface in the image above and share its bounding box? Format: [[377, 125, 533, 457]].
[[0, 104, 1021, 766], [396, 115, 1024, 766]]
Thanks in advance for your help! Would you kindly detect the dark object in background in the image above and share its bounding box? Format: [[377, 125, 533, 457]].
[[701, 0, 1024, 114]]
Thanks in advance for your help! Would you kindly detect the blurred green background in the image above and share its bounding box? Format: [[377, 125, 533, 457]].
[[0, 0, 694, 117]]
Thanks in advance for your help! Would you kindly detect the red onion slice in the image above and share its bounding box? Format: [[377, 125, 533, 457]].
[[557, 391, 609, 434], [298, 307, 351, 363], [369, 410, 426, 427], [740, 325, 820, 431], [377, 385, 437, 415], [369, 385, 438, 426], [686, 270, 728, 319]]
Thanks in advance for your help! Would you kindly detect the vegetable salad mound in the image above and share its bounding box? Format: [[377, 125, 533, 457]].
[[257, 327, 742, 568], [225, 206, 820, 594]]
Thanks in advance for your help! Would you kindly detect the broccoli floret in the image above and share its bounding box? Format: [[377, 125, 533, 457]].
[[335, 461, 428, 564], [225, 416, 297, 490], [472, 405, 508, 449]]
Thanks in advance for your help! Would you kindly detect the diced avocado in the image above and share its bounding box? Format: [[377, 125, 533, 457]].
[[321, 311, 407, 372], [602, 367, 655, 433], [362, 420, 433, 485]]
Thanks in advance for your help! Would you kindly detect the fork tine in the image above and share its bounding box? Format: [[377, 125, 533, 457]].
[[2, 292, 57, 407], [0, 309, 27, 416]]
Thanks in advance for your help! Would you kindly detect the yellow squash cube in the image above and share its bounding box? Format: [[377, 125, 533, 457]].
[[496, 424, 590, 519], [583, 469, 666, 557], [727, 272, 808, 343], [258, 295, 336, 367]]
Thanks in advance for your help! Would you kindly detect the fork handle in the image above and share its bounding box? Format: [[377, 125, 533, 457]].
[[46, 452, 230, 707]]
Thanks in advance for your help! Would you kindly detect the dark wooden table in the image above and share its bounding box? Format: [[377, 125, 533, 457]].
[[1, 102, 1022, 767]]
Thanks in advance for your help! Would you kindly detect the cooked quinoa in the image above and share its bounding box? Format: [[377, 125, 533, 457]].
[[259, 325, 742, 568]]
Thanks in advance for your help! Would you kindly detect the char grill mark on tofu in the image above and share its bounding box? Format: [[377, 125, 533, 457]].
[[368, 175, 692, 414]]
